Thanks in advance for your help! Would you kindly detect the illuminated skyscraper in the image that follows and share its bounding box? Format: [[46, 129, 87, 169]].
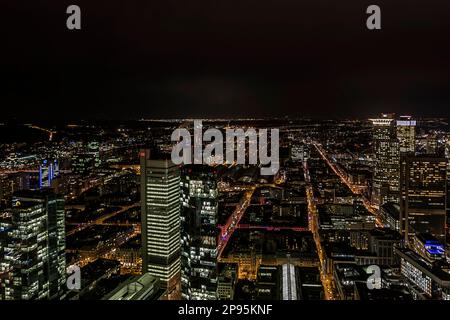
[[446, 133, 450, 222], [396, 116, 416, 154], [70, 141, 101, 176], [400, 155, 447, 243], [39, 159, 59, 188], [1, 189, 65, 300], [0, 213, 12, 300], [180, 165, 218, 300], [371, 114, 400, 207], [140, 150, 181, 291], [445, 133, 450, 160]]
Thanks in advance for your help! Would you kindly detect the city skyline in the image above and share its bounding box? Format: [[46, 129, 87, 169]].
[[2, 0, 450, 307], [2, 114, 450, 301]]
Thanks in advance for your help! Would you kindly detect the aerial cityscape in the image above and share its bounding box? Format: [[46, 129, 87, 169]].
[[1, 115, 449, 300], [2, 1, 450, 312]]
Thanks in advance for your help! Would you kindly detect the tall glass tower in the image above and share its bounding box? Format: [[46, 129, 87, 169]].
[[400, 155, 447, 244], [371, 114, 400, 208], [1, 188, 65, 300], [180, 165, 219, 300], [140, 150, 181, 291], [396, 116, 416, 154]]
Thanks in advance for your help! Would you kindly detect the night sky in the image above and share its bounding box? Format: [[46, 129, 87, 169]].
[[2, 0, 450, 121]]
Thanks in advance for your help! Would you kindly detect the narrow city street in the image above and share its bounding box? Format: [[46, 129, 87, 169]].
[[304, 160, 337, 300]]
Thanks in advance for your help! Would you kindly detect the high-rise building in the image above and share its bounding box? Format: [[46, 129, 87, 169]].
[[180, 165, 219, 300], [39, 159, 59, 188], [396, 116, 416, 154], [445, 133, 450, 221], [71, 153, 96, 175], [445, 133, 450, 160], [0, 212, 13, 300], [1, 189, 65, 300], [400, 155, 447, 243], [370, 114, 400, 207], [140, 150, 181, 291]]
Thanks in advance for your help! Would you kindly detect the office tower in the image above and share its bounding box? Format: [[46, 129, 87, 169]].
[[39, 161, 50, 188], [71, 153, 96, 175], [371, 114, 400, 207], [446, 133, 450, 224], [140, 150, 181, 291], [1, 189, 65, 300], [396, 116, 416, 154], [400, 155, 447, 243], [53, 159, 60, 177], [445, 133, 450, 159], [180, 165, 219, 300], [39, 159, 59, 188], [0, 212, 12, 300]]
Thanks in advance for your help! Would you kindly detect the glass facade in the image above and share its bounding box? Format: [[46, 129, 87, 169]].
[[371, 115, 400, 207], [396, 117, 416, 154], [180, 165, 218, 300], [1, 189, 65, 300], [400, 156, 447, 243], [140, 151, 181, 289]]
